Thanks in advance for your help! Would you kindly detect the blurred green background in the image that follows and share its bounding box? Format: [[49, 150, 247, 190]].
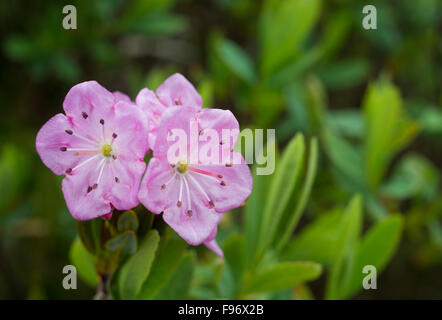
[[0, 0, 441, 299]]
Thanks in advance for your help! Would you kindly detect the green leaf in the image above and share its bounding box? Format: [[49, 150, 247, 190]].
[[223, 234, 246, 289], [343, 215, 403, 298], [325, 195, 363, 299], [118, 210, 139, 232], [244, 139, 277, 267], [275, 137, 318, 250], [363, 78, 419, 188], [214, 38, 256, 84], [69, 237, 98, 287], [118, 230, 160, 299], [259, 0, 321, 76], [105, 230, 137, 256], [155, 251, 196, 299], [318, 59, 371, 90], [137, 236, 187, 299], [76, 219, 102, 254], [242, 262, 322, 295], [280, 210, 342, 267], [381, 153, 439, 200], [257, 134, 305, 258]]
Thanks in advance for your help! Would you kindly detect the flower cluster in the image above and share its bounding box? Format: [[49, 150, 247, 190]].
[[36, 74, 252, 256]]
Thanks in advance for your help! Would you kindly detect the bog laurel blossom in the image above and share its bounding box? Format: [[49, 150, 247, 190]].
[[36, 74, 252, 256]]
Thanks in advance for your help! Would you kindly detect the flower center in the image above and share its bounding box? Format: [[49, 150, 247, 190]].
[[102, 144, 112, 157], [176, 161, 188, 174]]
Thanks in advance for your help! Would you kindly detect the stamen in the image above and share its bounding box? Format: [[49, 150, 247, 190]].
[[100, 119, 104, 125], [87, 186, 93, 193], [74, 150, 101, 156], [183, 176, 192, 214], [225, 163, 233, 167], [112, 133, 117, 139], [112, 155, 117, 160], [82, 112, 88, 119], [71, 154, 100, 172], [187, 210, 193, 217], [161, 173, 177, 190], [177, 177, 183, 208], [188, 167, 222, 179], [92, 183, 98, 190], [60, 147, 67, 152], [220, 181, 226, 186], [187, 174, 213, 208], [72, 132, 98, 145], [65, 168, 72, 174], [115, 177, 119, 183], [199, 129, 204, 136], [65, 129, 73, 135], [96, 159, 106, 185]]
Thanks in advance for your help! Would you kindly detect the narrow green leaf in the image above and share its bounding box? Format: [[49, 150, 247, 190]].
[[257, 134, 305, 258], [344, 215, 403, 298], [105, 230, 137, 256], [260, 0, 321, 76], [155, 251, 196, 299], [363, 78, 419, 188], [69, 237, 98, 287], [214, 38, 256, 84], [325, 195, 363, 299], [245, 139, 277, 267], [276, 137, 318, 250], [137, 236, 187, 299], [280, 210, 342, 267], [223, 234, 246, 285], [242, 262, 322, 295], [118, 230, 160, 299]]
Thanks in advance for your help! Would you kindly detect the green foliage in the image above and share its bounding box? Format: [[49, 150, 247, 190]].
[[69, 237, 98, 287], [242, 262, 322, 295], [118, 230, 160, 299]]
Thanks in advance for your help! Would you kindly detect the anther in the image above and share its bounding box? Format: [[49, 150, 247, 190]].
[[65, 129, 73, 135], [177, 200, 182, 208], [220, 181, 226, 186], [115, 177, 119, 183], [112, 155, 117, 160], [161, 184, 166, 190], [174, 99, 180, 105], [65, 168, 72, 174], [92, 183, 98, 190], [100, 119, 104, 125], [87, 186, 93, 193], [199, 129, 204, 136], [112, 133, 117, 139], [208, 200, 215, 208], [60, 147, 67, 152], [82, 112, 88, 119], [226, 163, 232, 167], [187, 210, 193, 217]]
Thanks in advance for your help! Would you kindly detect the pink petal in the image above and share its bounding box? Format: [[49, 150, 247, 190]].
[[36, 113, 93, 175], [138, 157, 222, 245], [203, 227, 224, 257], [152, 106, 200, 157], [192, 153, 253, 213], [113, 91, 132, 103], [135, 88, 167, 147], [156, 73, 203, 108], [112, 100, 149, 158], [61, 155, 112, 220], [63, 81, 115, 139], [111, 159, 145, 210]]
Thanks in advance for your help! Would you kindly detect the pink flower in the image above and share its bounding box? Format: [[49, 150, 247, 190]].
[[138, 106, 253, 256], [36, 81, 148, 220], [135, 73, 202, 147]]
